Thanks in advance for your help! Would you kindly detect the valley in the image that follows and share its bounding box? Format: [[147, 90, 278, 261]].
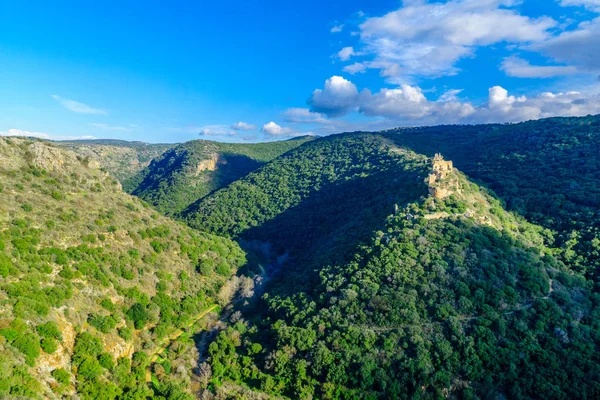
[[2, 115, 600, 399]]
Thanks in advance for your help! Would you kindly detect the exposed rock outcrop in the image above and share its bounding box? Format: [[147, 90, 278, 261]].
[[195, 154, 219, 175]]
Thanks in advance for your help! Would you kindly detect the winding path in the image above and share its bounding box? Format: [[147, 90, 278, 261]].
[[145, 304, 219, 383]]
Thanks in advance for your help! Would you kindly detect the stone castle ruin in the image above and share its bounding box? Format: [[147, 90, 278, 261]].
[[427, 153, 455, 199]]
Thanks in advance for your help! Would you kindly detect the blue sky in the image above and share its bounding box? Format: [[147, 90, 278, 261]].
[[1, 0, 599, 143]]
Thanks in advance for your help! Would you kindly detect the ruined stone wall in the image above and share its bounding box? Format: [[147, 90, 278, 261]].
[[428, 153, 455, 199]]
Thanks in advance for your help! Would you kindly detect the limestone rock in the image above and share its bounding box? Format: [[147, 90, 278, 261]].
[[195, 154, 219, 175]]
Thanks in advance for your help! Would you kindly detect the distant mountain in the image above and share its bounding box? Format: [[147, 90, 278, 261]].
[[55, 139, 174, 190], [188, 133, 600, 399], [129, 137, 314, 216], [0, 137, 245, 399]]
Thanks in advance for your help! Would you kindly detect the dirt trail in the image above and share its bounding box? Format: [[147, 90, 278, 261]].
[[145, 304, 218, 383]]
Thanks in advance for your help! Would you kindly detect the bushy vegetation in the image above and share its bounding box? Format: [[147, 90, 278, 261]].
[[6, 115, 600, 399], [131, 137, 314, 216], [190, 130, 600, 399], [0, 138, 245, 398], [384, 115, 600, 287]]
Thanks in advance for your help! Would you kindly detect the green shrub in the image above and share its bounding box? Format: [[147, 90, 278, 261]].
[[126, 303, 149, 329], [100, 298, 116, 312], [99, 352, 115, 370], [73, 332, 103, 360], [37, 321, 63, 341], [52, 368, 70, 385], [88, 314, 117, 334], [0, 254, 11, 277], [21, 204, 33, 212], [13, 333, 41, 365], [77, 356, 104, 380], [59, 266, 74, 279], [118, 327, 133, 341], [0, 328, 19, 342], [41, 337, 58, 354]]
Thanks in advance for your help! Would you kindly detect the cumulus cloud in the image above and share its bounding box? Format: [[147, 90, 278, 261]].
[[0, 128, 96, 141], [360, 85, 431, 118], [337, 46, 355, 61], [305, 76, 600, 125], [331, 24, 344, 33], [501, 56, 579, 78], [231, 121, 257, 130], [196, 125, 236, 137], [353, 0, 556, 80], [90, 123, 132, 132], [559, 0, 600, 10], [530, 17, 600, 73], [282, 108, 329, 123], [344, 62, 368, 74], [262, 122, 293, 136], [51, 95, 107, 115], [308, 76, 362, 117]]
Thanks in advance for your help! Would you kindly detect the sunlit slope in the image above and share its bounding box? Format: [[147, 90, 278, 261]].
[[0, 137, 245, 399]]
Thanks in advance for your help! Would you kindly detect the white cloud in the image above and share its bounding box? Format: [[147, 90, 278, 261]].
[[337, 46, 355, 61], [198, 125, 237, 137], [559, 0, 600, 10], [168, 124, 237, 137], [304, 75, 600, 125], [331, 24, 344, 33], [282, 108, 329, 124], [90, 123, 132, 132], [530, 17, 600, 73], [343, 62, 368, 74], [261, 122, 293, 136], [360, 85, 431, 118], [308, 76, 362, 117], [51, 95, 107, 115], [501, 56, 579, 78], [0, 128, 96, 141], [231, 121, 257, 130], [437, 89, 464, 102], [354, 0, 556, 80]]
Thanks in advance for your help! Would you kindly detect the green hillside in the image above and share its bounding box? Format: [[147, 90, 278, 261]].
[[130, 137, 314, 216], [383, 115, 600, 284], [183, 134, 429, 270], [0, 138, 245, 399], [56, 139, 174, 190], [193, 139, 600, 399]]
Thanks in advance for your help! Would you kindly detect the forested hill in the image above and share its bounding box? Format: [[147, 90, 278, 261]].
[[196, 139, 600, 399], [182, 134, 430, 270], [382, 115, 600, 284], [0, 138, 245, 399], [129, 137, 314, 216], [55, 139, 174, 190]]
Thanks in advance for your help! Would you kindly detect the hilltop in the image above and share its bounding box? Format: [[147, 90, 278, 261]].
[[129, 137, 314, 216], [55, 139, 174, 191], [0, 138, 245, 399], [383, 115, 600, 284]]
